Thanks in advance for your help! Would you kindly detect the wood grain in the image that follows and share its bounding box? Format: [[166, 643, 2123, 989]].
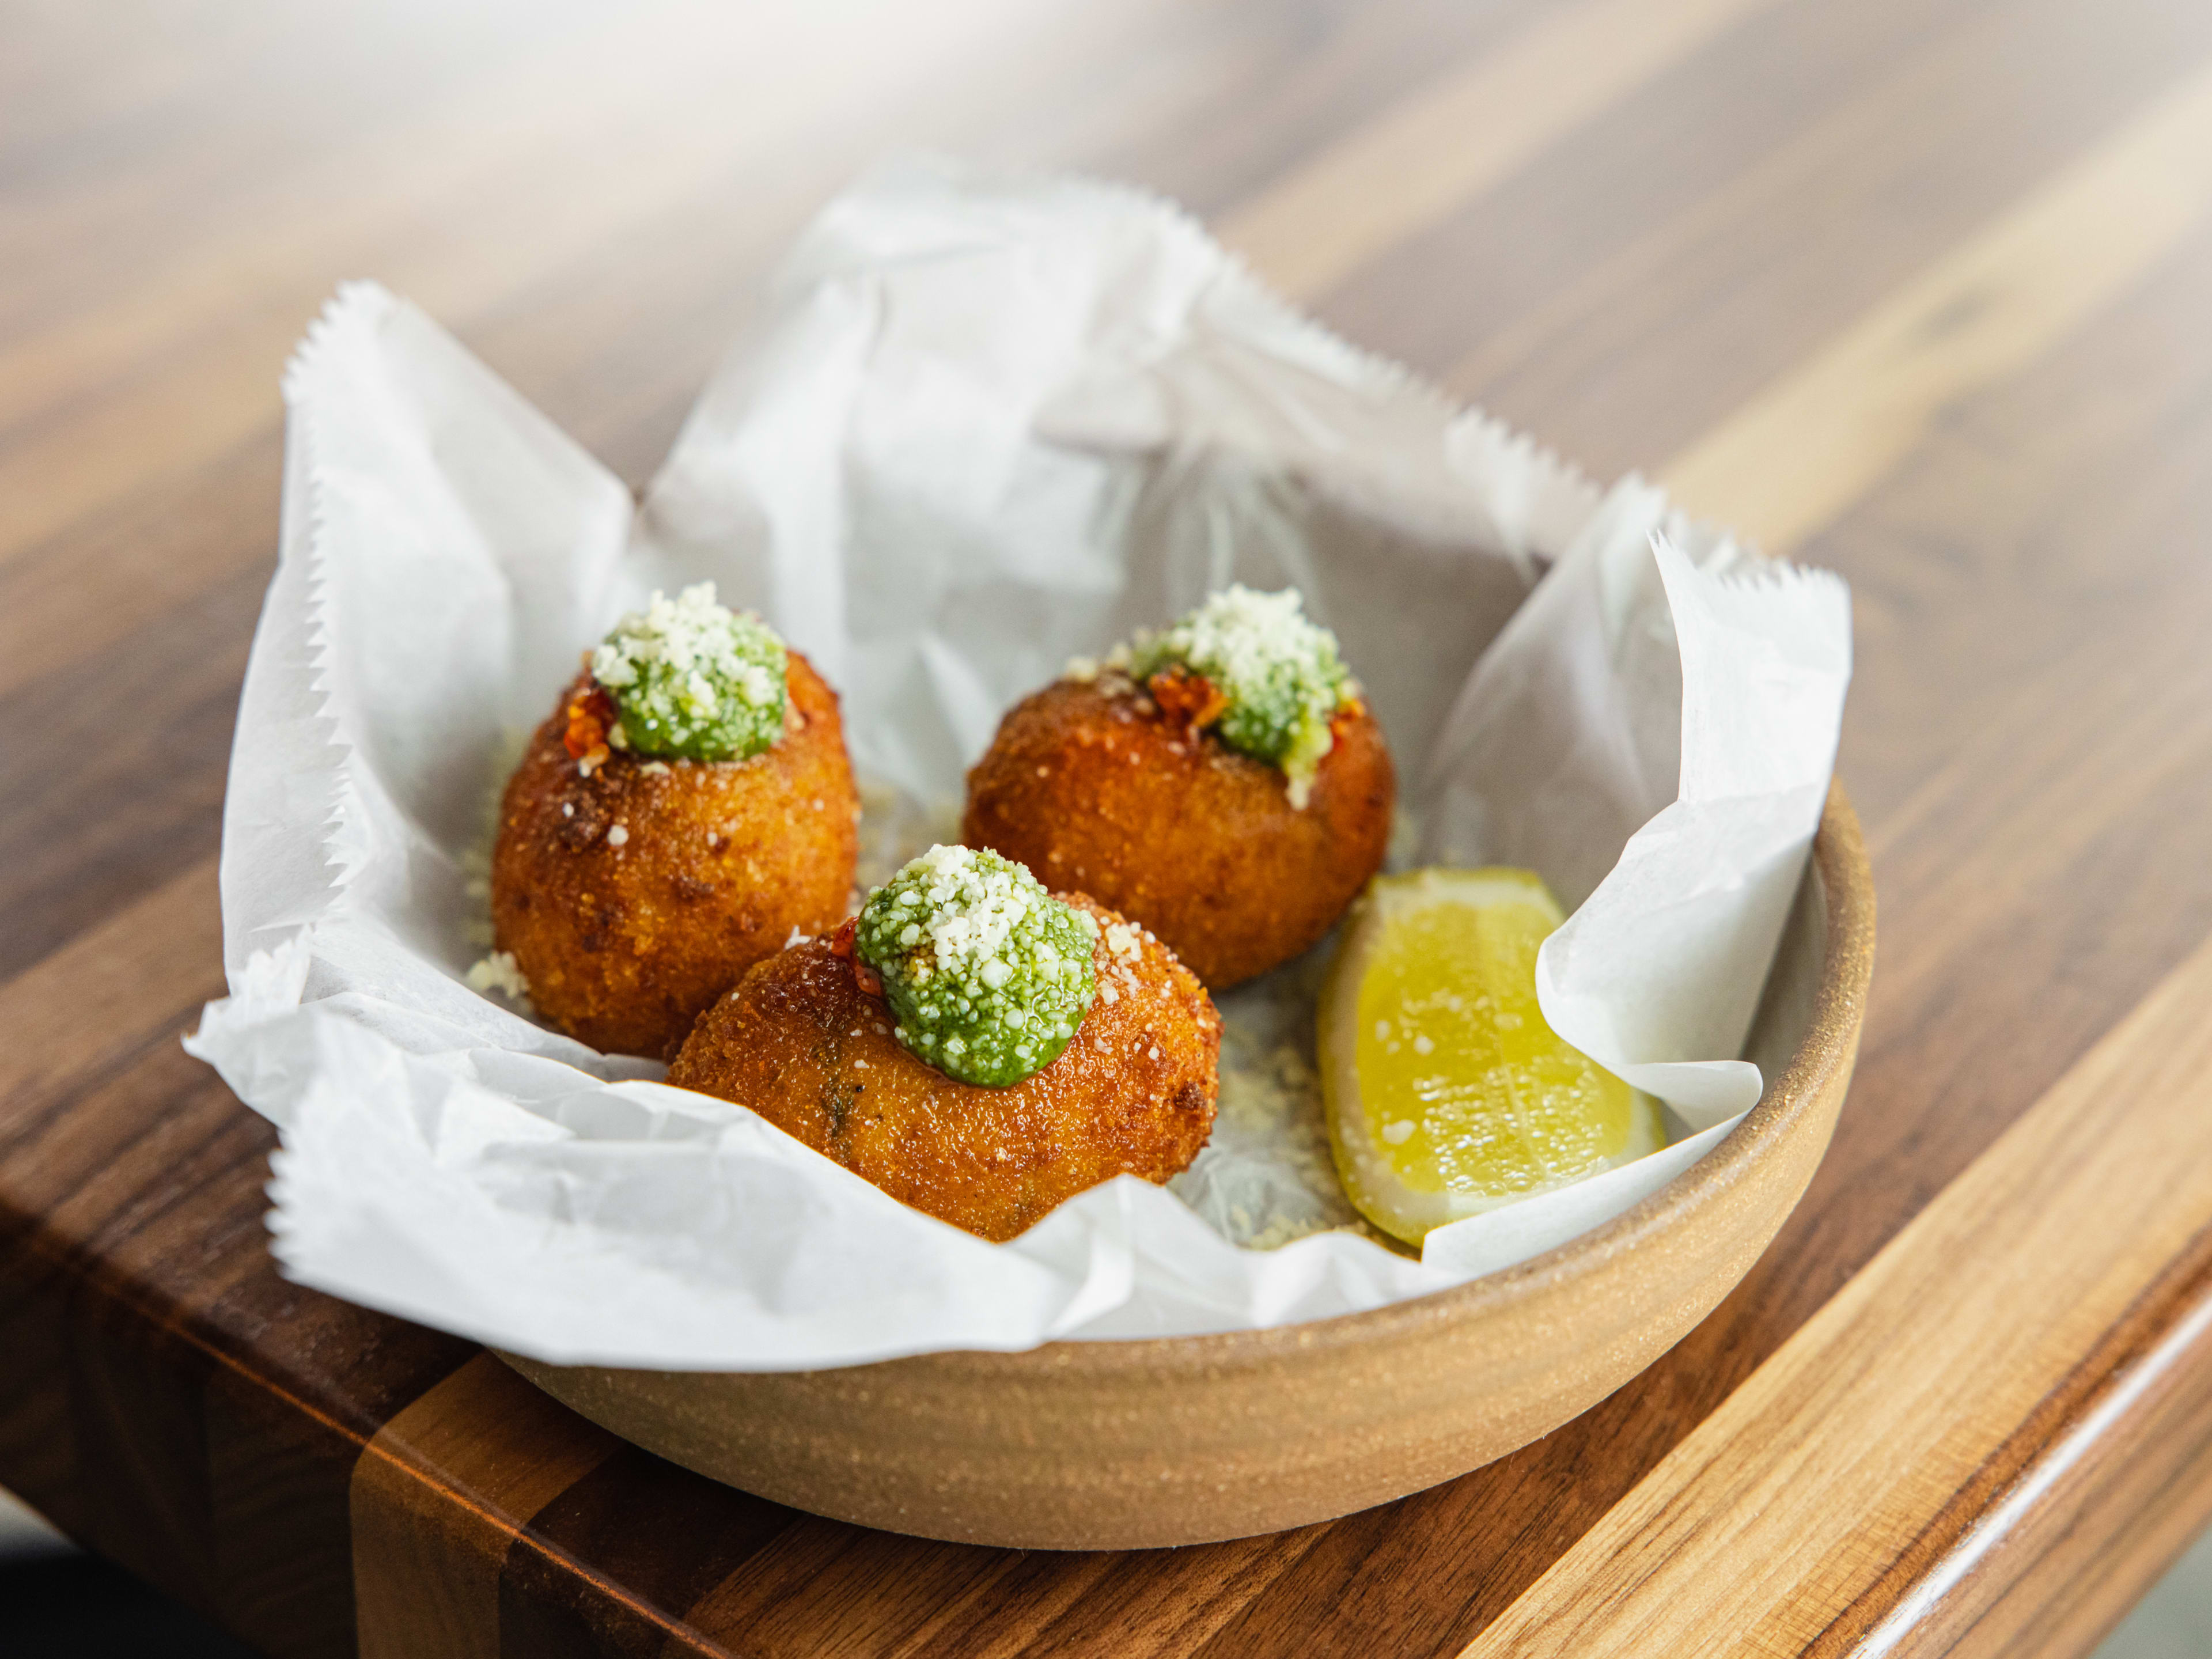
[[1659, 52, 2212, 549], [1460, 925, 2212, 1656], [1858, 1264, 2212, 1657], [1427, 0, 2212, 483], [1216, 0, 1782, 299], [10, 0, 2212, 1654], [352, 1357, 620, 1659]]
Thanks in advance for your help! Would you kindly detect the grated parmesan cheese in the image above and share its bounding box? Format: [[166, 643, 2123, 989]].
[[1108, 586, 1358, 808], [855, 845, 1099, 1087], [589, 582, 786, 762]]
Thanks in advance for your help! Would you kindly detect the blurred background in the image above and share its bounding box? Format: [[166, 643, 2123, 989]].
[[13, 0, 2212, 1653]]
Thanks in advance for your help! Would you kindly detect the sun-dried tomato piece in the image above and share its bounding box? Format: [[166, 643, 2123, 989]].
[[1147, 666, 1229, 732], [563, 684, 619, 760], [828, 915, 883, 996]]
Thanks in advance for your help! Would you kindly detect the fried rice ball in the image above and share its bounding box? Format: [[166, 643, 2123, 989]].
[[962, 677, 1395, 990], [491, 656, 857, 1058], [666, 894, 1219, 1242]]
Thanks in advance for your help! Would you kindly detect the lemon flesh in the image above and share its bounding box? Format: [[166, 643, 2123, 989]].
[[1320, 868, 1663, 1247]]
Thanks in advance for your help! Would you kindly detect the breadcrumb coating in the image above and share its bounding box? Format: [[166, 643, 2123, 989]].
[[667, 893, 1219, 1242], [962, 676, 1393, 989], [490, 654, 857, 1058]]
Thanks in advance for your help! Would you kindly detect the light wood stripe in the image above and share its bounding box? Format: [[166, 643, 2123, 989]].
[[1858, 1271, 2212, 1656], [1658, 54, 2212, 552], [1215, 0, 1779, 301], [1457, 923, 2212, 1658], [351, 1354, 621, 1659]]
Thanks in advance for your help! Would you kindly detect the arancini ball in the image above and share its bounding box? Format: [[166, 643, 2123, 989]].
[[667, 874, 1218, 1243], [491, 587, 857, 1058], [963, 587, 1393, 990]]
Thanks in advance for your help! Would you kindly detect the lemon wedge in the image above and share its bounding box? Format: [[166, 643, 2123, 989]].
[[1319, 867, 1664, 1247]]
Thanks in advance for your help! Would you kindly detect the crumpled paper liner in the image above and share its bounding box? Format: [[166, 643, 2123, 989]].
[[187, 156, 1850, 1369]]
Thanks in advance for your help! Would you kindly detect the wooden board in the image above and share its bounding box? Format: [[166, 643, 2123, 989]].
[[10, 0, 2212, 1653]]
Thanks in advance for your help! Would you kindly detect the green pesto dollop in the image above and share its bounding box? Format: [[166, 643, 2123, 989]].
[[1118, 584, 1357, 808], [855, 845, 1100, 1089], [589, 582, 787, 762]]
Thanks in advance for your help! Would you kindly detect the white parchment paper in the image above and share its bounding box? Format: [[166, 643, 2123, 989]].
[[187, 157, 1851, 1369]]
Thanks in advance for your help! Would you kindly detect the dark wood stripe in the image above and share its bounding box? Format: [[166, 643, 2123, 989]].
[[206, 1362, 374, 1659], [56, 1263, 220, 1614], [674, 1519, 1023, 1657], [0, 873, 478, 1654], [1002, 1532, 1335, 1659], [0, 560, 262, 983], [353, 1356, 620, 1659], [0, 1256, 79, 1533], [1, 1062, 479, 1655], [861, 1547, 1127, 1659], [497, 1445, 796, 1658], [0, 425, 280, 706]]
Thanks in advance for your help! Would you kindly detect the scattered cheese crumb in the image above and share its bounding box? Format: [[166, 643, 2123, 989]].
[[465, 950, 532, 1005], [606, 824, 629, 847]]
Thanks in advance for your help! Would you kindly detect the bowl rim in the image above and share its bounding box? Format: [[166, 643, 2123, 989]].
[[903, 781, 1876, 1378]]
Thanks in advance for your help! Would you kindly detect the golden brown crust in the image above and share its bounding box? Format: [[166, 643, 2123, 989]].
[[491, 653, 858, 1059], [665, 895, 1220, 1243], [960, 678, 1395, 989]]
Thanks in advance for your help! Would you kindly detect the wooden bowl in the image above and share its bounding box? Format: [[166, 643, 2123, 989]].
[[503, 785, 1874, 1549]]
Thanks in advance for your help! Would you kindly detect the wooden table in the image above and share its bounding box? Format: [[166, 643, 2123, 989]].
[[10, 1, 2212, 1653]]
